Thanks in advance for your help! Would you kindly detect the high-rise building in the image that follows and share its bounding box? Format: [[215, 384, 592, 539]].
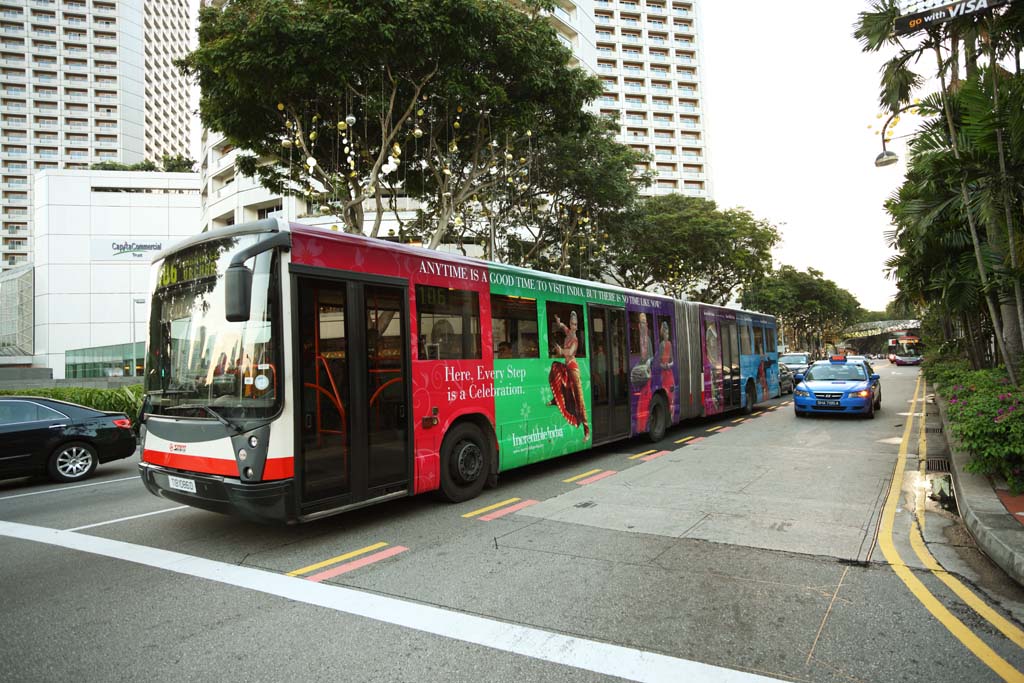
[[0, 0, 191, 272], [592, 0, 709, 197]]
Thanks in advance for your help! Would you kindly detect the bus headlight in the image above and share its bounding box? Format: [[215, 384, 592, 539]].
[[238, 449, 248, 461], [248, 436, 259, 448]]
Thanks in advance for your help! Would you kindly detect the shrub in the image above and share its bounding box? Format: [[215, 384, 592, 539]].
[[926, 359, 1024, 492], [0, 385, 144, 419]]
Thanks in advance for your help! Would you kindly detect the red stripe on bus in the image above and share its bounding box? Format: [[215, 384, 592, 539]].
[[142, 450, 294, 481]]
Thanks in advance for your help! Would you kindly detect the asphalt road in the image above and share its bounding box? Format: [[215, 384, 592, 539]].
[[3, 363, 1024, 682]]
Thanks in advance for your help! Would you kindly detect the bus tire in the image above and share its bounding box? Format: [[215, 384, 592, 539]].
[[646, 394, 668, 443], [439, 422, 491, 503], [743, 381, 756, 415]]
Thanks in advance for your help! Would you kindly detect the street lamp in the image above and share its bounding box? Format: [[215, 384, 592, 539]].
[[874, 103, 919, 167], [130, 297, 146, 377]]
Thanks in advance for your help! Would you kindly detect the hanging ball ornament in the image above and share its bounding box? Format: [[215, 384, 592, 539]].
[[392, 143, 401, 155], [345, 114, 357, 127], [277, 103, 285, 111], [456, 105, 463, 113], [453, 121, 460, 130], [526, 130, 532, 137], [338, 121, 348, 131], [505, 152, 513, 161], [417, 108, 425, 117], [309, 131, 317, 141], [413, 127, 423, 138], [306, 156, 317, 167], [282, 139, 293, 148]]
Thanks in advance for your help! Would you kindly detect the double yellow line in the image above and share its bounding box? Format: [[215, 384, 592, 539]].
[[879, 374, 1024, 681]]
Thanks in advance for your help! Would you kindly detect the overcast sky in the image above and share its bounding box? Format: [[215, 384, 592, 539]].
[[700, 0, 914, 311], [186, 1, 913, 311]]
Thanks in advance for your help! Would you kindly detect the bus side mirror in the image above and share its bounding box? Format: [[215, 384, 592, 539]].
[[225, 263, 253, 322]]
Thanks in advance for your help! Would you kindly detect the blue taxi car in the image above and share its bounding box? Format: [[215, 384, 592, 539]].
[[793, 356, 882, 419]]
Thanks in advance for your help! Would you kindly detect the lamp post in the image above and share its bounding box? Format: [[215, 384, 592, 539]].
[[130, 297, 146, 377], [874, 103, 920, 167]]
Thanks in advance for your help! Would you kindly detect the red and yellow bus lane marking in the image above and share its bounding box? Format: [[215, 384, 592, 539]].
[[878, 375, 1024, 682], [639, 450, 671, 462], [563, 469, 617, 486], [908, 393, 1024, 650], [674, 435, 695, 445], [287, 542, 408, 583], [731, 417, 748, 424], [628, 449, 659, 461], [706, 425, 723, 433], [462, 498, 539, 521]]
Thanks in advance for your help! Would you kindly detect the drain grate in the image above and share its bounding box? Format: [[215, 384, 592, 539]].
[[925, 426, 943, 434], [927, 458, 951, 473]]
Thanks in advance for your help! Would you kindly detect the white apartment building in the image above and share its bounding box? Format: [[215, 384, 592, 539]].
[[593, 0, 709, 197], [32, 168, 199, 377], [0, 0, 191, 273]]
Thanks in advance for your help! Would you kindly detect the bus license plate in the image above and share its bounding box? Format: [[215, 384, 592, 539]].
[[167, 475, 197, 494], [816, 400, 841, 407]]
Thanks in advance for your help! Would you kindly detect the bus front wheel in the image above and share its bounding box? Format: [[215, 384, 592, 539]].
[[439, 422, 492, 503]]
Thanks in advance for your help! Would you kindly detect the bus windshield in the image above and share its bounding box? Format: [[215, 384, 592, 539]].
[[144, 234, 281, 421]]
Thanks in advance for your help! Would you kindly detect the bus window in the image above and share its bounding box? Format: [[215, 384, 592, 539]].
[[547, 301, 586, 358], [490, 294, 539, 358], [753, 326, 764, 355], [767, 327, 776, 353], [740, 322, 752, 355], [415, 285, 481, 360]]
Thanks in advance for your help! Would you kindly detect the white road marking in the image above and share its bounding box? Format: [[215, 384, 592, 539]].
[[67, 506, 188, 531], [0, 520, 780, 683], [0, 476, 138, 502]]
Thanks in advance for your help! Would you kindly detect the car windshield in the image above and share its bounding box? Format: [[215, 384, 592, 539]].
[[144, 234, 281, 421], [780, 354, 809, 364], [805, 364, 867, 382]]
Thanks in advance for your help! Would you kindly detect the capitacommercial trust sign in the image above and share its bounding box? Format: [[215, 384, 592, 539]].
[[90, 238, 165, 261]]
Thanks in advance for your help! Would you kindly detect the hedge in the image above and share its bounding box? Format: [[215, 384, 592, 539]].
[[0, 385, 144, 419], [924, 357, 1024, 492]]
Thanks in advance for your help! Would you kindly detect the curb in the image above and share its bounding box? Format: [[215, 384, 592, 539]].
[[936, 390, 1024, 586]]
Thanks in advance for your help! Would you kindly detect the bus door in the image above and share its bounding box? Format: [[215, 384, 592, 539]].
[[295, 273, 411, 515], [588, 305, 630, 444], [721, 321, 741, 409]]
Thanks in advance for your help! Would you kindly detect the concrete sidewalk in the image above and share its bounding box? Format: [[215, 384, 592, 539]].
[[936, 392, 1024, 586]]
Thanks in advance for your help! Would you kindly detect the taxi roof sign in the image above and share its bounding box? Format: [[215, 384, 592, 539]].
[[830, 355, 848, 363]]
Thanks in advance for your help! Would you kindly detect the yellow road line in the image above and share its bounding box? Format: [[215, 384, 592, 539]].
[[706, 425, 722, 432], [674, 436, 695, 444], [563, 468, 603, 483], [731, 418, 747, 424], [752, 411, 763, 416], [287, 542, 389, 577], [878, 375, 1024, 682], [462, 497, 521, 519], [628, 449, 659, 461], [908, 394, 1024, 650]]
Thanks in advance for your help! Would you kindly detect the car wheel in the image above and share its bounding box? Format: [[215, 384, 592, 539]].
[[874, 389, 882, 410], [646, 394, 669, 443], [438, 422, 492, 503], [47, 441, 98, 483], [866, 401, 876, 420], [795, 409, 806, 418]]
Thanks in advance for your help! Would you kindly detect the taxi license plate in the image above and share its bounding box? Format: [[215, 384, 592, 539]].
[[816, 400, 841, 407], [167, 475, 197, 494]]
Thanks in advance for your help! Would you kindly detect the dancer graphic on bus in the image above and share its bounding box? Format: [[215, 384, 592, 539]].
[[659, 320, 675, 414], [548, 310, 590, 441]]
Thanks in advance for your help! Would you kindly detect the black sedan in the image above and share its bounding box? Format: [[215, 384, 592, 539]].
[[0, 397, 137, 482], [779, 364, 795, 395]]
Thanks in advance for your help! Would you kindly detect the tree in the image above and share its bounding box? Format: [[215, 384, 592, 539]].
[[90, 160, 160, 172], [855, 0, 1024, 382], [181, 0, 601, 247], [603, 195, 779, 305], [161, 154, 196, 173], [742, 267, 864, 353]]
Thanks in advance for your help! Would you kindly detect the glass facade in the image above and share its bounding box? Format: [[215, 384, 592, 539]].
[[0, 264, 33, 357], [65, 342, 145, 379]]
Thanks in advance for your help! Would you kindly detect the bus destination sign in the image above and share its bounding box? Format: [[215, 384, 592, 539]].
[[895, 0, 1011, 35]]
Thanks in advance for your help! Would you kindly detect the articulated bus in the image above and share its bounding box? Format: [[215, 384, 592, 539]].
[[887, 335, 923, 366], [138, 218, 779, 523]]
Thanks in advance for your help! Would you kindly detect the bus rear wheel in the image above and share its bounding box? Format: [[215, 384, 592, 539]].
[[646, 394, 668, 443], [439, 422, 492, 503], [743, 382, 756, 415]]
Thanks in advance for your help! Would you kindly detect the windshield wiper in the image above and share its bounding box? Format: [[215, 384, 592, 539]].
[[163, 404, 243, 434]]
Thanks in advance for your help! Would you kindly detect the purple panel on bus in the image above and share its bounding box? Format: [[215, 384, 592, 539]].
[[700, 305, 736, 417], [625, 294, 678, 434]]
